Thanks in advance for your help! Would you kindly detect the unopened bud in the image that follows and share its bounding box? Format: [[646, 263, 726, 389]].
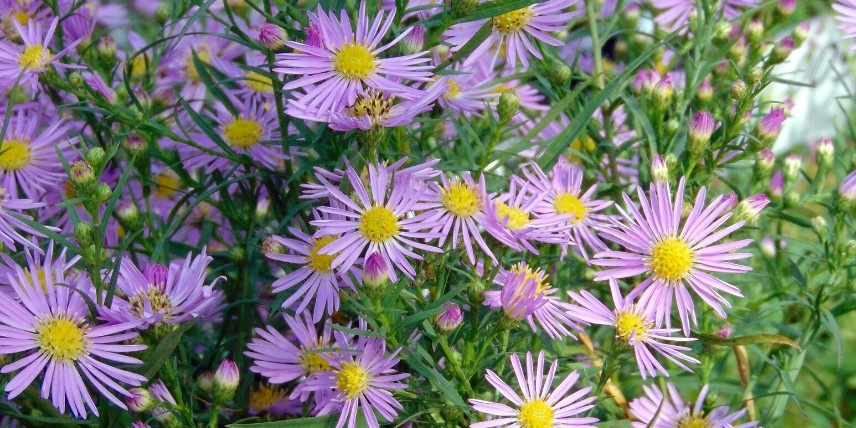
[[362, 252, 389, 288], [434, 303, 464, 333], [734, 194, 770, 225], [262, 236, 284, 254], [86, 147, 107, 171], [784, 190, 799, 208], [94, 183, 112, 204], [622, 4, 640, 27], [69, 161, 96, 195], [198, 372, 215, 393], [793, 22, 810, 46], [747, 20, 764, 44], [756, 150, 775, 179], [760, 236, 777, 257], [651, 154, 669, 183], [497, 90, 519, 123], [116, 201, 141, 230], [783, 154, 802, 184], [213, 360, 240, 404], [756, 108, 786, 144], [713, 21, 733, 42], [452, 0, 478, 17], [838, 170, 856, 211], [731, 80, 748, 101], [550, 62, 571, 86], [769, 171, 784, 199], [97, 35, 117, 59], [845, 240, 856, 260], [68, 71, 84, 88], [715, 325, 733, 338], [126, 387, 155, 412], [811, 216, 828, 242], [468, 279, 487, 304], [259, 23, 287, 50], [770, 37, 794, 64], [688, 111, 714, 157], [653, 73, 674, 109], [697, 77, 713, 104], [402, 25, 425, 54], [75, 222, 94, 247], [748, 67, 764, 85], [154, 4, 170, 25], [778, 0, 796, 16]]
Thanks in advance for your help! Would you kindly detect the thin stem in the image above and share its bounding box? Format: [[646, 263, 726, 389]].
[[586, 0, 604, 89], [438, 335, 475, 396]]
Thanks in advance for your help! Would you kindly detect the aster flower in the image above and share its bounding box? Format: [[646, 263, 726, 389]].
[[0, 188, 54, 252], [629, 383, 758, 428], [296, 337, 408, 428], [246, 312, 334, 387], [835, 0, 856, 49], [0, 105, 74, 199], [486, 263, 582, 338], [98, 249, 224, 330], [445, 0, 582, 68], [522, 160, 613, 261], [469, 351, 598, 428], [0, 240, 80, 296], [0, 268, 146, 418], [0, 17, 81, 90], [149, 380, 179, 424], [592, 178, 753, 335], [652, 0, 760, 33], [276, 2, 432, 114], [311, 161, 442, 281], [567, 281, 699, 379], [265, 213, 357, 321]]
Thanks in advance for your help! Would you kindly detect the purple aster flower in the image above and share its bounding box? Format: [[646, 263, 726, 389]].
[[98, 249, 224, 330], [434, 302, 464, 332], [296, 337, 408, 428], [259, 23, 287, 49], [522, 160, 613, 261], [311, 161, 442, 282], [756, 108, 786, 143], [0, 240, 79, 296], [0, 188, 54, 252], [567, 280, 699, 379], [629, 383, 758, 428], [593, 178, 753, 335], [0, 17, 81, 90], [486, 262, 582, 338], [835, 0, 856, 49], [841, 169, 856, 201], [276, 2, 432, 115], [149, 380, 178, 423], [469, 351, 598, 427], [0, 269, 146, 418], [265, 209, 357, 322], [652, 0, 760, 33], [434, 59, 500, 115], [445, 0, 582, 68]]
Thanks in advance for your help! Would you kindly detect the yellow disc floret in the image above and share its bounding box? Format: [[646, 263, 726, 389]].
[[553, 193, 587, 223], [677, 414, 712, 428], [36, 315, 87, 361], [615, 310, 651, 342], [649, 237, 694, 281], [332, 43, 376, 80], [245, 70, 273, 93], [495, 202, 530, 230], [249, 383, 284, 414], [307, 235, 339, 273], [518, 399, 554, 428], [19, 44, 49, 69], [443, 79, 462, 99], [494, 7, 535, 34], [222, 118, 263, 148], [298, 350, 331, 374], [359, 206, 400, 243], [441, 181, 481, 217], [335, 362, 371, 399], [0, 139, 31, 171]]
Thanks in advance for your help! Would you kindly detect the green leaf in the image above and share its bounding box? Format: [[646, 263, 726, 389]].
[[596, 420, 633, 428], [192, 50, 237, 116], [694, 333, 801, 351], [138, 321, 197, 379], [402, 346, 472, 416], [458, 0, 543, 22]]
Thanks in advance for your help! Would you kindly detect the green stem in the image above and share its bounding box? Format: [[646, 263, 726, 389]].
[[585, 0, 604, 89], [438, 335, 475, 396]]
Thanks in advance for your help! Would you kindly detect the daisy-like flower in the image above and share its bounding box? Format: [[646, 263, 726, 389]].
[[265, 215, 357, 322], [523, 160, 612, 261], [469, 351, 598, 428], [0, 105, 74, 199], [651, 0, 760, 33], [486, 268, 546, 323], [567, 280, 699, 379], [276, 2, 433, 115], [592, 178, 753, 335], [311, 161, 442, 281], [98, 249, 224, 330], [629, 383, 758, 428], [245, 312, 334, 387], [0, 267, 146, 418], [486, 263, 582, 338], [296, 337, 409, 428], [421, 172, 494, 264], [835, 0, 856, 49], [445, 0, 581, 68], [0, 17, 81, 90], [0, 240, 79, 296], [180, 94, 284, 173], [0, 187, 54, 252]]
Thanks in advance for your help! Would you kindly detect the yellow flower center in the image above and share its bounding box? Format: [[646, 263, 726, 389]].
[[222, 118, 263, 148], [245, 70, 273, 93], [649, 237, 694, 281], [553, 193, 587, 223], [248, 383, 284, 413], [495, 202, 530, 230], [184, 48, 212, 82], [130, 55, 148, 81], [129, 286, 174, 321], [19, 44, 48, 69], [678, 414, 711, 428], [566, 136, 596, 164], [335, 362, 371, 399], [518, 399, 554, 428], [0, 139, 31, 171], [443, 80, 462, 99], [332, 43, 376, 80], [615, 310, 651, 342], [441, 181, 481, 217], [347, 91, 393, 121], [12, 10, 29, 25], [36, 315, 87, 361], [298, 350, 330, 374], [359, 206, 400, 243], [153, 172, 181, 198], [307, 235, 339, 273], [494, 7, 535, 34]]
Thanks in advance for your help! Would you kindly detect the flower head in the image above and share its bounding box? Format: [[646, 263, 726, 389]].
[[0, 17, 81, 90], [469, 351, 598, 428], [835, 0, 856, 50], [629, 383, 758, 428]]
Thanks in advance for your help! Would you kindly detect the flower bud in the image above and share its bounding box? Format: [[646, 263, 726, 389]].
[[748, 67, 764, 85], [839, 170, 856, 211], [97, 35, 117, 59], [811, 216, 828, 242], [213, 360, 240, 404], [755, 108, 786, 144], [715, 325, 733, 338], [68, 71, 84, 88], [778, 0, 796, 16], [664, 118, 679, 136], [259, 23, 287, 50], [154, 4, 171, 25], [730, 80, 748, 101], [734, 194, 770, 225], [713, 21, 733, 41], [305, 22, 324, 48], [845, 240, 856, 260], [696, 77, 713, 103], [688, 111, 714, 157], [468, 279, 487, 304], [362, 252, 389, 288], [94, 182, 112, 204], [756, 149, 775, 178], [793, 21, 810, 46], [727, 37, 746, 63], [75, 221, 94, 247], [783, 154, 802, 184], [127, 387, 155, 412], [651, 154, 669, 183], [198, 372, 215, 393], [117, 201, 142, 230], [125, 135, 148, 155], [403, 25, 425, 54], [769, 171, 784, 199], [784, 191, 799, 208], [550, 62, 571, 86], [653, 73, 674, 109], [262, 236, 284, 254], [69, 161, 96, 196], [622, 4, 640, 27], [747, 20, 764, 44], [760, 236, 777, 257], [631, 69, 657, 95], [770, 37, 794, 64], [86, 147, 107, 171], [497, 89, 519, 123], [434, 303, 464, 333]]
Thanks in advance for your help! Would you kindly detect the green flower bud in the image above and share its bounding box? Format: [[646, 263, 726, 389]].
[[86, 147, 107, 171], [69, 161, 96, 196], [498, 89, 519, 124], [74, 222, 94, 247]]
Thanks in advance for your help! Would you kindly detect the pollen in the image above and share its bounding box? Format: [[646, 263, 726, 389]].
[[553, 193, 587, 223], [649, 237, 694, 281], [245, 70, 273, 93], [677, 414, 712, 428], [359, 206, 400, 243], [0, 140, 31, 172], [615, 310, 651, 343], [298, 350, 330, 374], [493, 7, 535, 34], [153, 171, 181, 198], [510, 263, 549, 294], [495, 202, 530, 230], [335, 362, 371, 399], [129, 286, 175, 321], [517, 399, 554, 428], [18, 44, 49, 69], [443, 79, 462, 99], [248, 383, 284, 414], [222, 118, 263, 148], [441, 181, 481, 217], [332, 43, 376, 80], [307, 235, 339, 273], [35, 315, 88, 361], [347, 91, 392, 121]]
